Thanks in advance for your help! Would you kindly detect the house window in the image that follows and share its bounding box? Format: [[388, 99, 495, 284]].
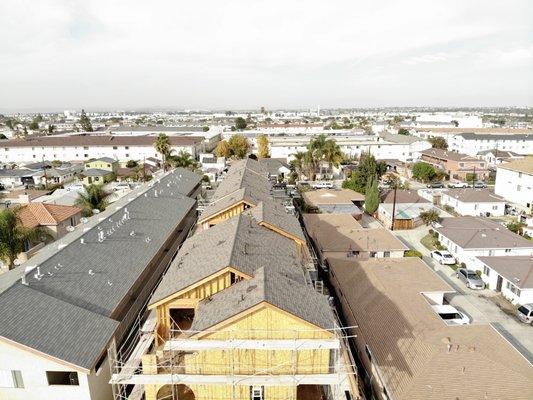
[[113, 146, 118, 150], [483, 266, 490, 276], [384, 251, 390, 258], [0, 370, 24, 388], [125, 146, 129, 150], [505, 249, 511, 253], [492, 205, 498, 210], [125, 153, 129, 158], [84, 154, 89, 158], [474, 204, 478, 210], [369, 251, 377, 258], [83, 146, 89, 150], [250, 385, 264, 400], [518, 172, 522, 178], [347, 250, 359, 258], [517, 185, 521, 191], [46, 371, 79, 386]]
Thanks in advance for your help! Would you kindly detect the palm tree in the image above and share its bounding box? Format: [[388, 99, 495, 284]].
[[75, 184, 109, 216], [154, 133, 171, 171], [168, 150, 198, 170], [0, 208, 48, 270], [322, 139, 344, 175]]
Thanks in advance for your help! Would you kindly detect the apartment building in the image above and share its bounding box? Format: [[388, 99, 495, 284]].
[[0, 169, 201, 400], [0, 135, 203, 163], [495, 158, 533, 213], [450, 133, 533, 156], [328, 257, 533, 400], [108, 159, 358, 400], [434, 216, 533, 269], [420, 148, 489, 180], [440, 189, 506, 216]]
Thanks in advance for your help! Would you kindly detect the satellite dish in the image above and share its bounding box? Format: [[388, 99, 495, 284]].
[[92, 209, 100, 214], [13, 259, 21, 266], [66, 226, 75, 232]]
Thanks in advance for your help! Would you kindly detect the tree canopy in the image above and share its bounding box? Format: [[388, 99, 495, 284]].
[[169, 150, 198, 170], [342, 153, 386, 194], [154, 133, 172, 170], [398, 128, 410, 135], [412, 162, 439, 182], [235, 117, 247, 130], [215, 135, 251, 159], [79, 109, 93, 132], [257, 134, 270, 158], [75, 184, 109, 216], [428, 136, 448, 149], [364, 175, 379, 214]]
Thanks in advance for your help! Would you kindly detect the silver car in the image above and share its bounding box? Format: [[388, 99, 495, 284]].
[[517, 304, 533, 324], [456, 268, 485, 289]]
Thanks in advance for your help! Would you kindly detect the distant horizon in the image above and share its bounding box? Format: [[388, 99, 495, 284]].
[[1, 0, 532, 110]]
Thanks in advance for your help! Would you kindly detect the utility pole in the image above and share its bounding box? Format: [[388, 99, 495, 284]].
[[42, 155, 48, 190], [391, 186, 397, 231], [472, 166, 476, 188]]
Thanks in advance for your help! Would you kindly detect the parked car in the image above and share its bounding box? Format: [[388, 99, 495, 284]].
[[430, 250, 456, 265], [311, 181, 334, 189], [113, 182, 132, 191], [516, 304, 533, 324], [456, 268, 485, 289], [448, 181, 468, 188], [473, 181, 487, 188], [427, 181, 444, 188], [432, 304, 470, 325]]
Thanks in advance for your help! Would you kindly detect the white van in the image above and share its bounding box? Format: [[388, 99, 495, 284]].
[[311, 181, 334, 189]]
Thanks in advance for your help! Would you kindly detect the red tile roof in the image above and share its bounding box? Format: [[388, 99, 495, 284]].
[[17, 203, 82, 228]]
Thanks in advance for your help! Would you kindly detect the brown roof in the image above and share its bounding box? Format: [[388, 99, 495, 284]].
[[442, 188, 505, 203], [435, 216, 533, 249], [4, 189, 50, 201], [477, 256, 533, 289], [412, 127, 533, 134], [498, 157, 533, 175], [303, 213, 408, 253], [329, 257, 533, 400], [382, 189, 430, 204], [1, 135, 203, 148], [421, 148, 480, 162], [17, 203, 82, 228], [302, 188, 364, 206]]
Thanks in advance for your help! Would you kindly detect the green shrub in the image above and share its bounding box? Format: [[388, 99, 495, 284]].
[[405, 250, 423, 258]]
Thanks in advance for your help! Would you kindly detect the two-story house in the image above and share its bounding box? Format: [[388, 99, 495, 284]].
[[420, 148, 489, 181]]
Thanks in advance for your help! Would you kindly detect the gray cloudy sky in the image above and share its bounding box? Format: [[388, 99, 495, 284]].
[[1, 0, 532, 111]]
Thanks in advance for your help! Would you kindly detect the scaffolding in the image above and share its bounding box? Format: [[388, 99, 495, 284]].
[[109, 321, 360, 400]]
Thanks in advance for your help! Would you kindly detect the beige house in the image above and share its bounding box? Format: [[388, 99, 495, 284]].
[[420, 148, 489, 181], [303, 213, 408, 262], [329, 257, 533, 400]]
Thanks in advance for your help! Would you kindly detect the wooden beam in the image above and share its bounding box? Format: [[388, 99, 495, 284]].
[[163, 338, 340, 351]]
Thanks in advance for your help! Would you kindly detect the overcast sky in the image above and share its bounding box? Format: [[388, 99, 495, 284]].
[[1, 0, 532, 111]]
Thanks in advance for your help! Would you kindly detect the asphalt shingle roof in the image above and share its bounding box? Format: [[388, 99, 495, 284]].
[[191, 267, 335, 332], [243, 200, 305, 242]]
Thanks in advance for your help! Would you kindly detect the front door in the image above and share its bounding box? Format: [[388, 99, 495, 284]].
[[496, 275, 503, 292]]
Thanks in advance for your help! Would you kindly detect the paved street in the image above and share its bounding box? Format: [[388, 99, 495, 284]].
[[394, 225, 533, 363]]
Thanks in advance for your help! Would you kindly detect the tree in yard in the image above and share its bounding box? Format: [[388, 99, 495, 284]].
[[322, 138, 344, 169], [0, 208, 49, 270], [78, 109, 93, 132], [28, 120, 39, 130], [257, 134, 270, 158], [419, 209, 441, 226], [451, 120, 459, 127], [215, 140, 232, 158], [506, 221, 525, 235], [227, 134, 251, 158], [126, 160, 138, 168], [154, 133, 172, 170], [364, 175, 379, 214], [412, 162, 437, 183], [48, 124, 55, 134], [202, 126, 210, 132], [398, 128, 410, 135], [428, 136, 448, 149], [75, 184, 109, 217], [0, 134, 7, 140], [235, 117, 247, 130], [342, 153, 386, 194], [168, 150, 198, 170]]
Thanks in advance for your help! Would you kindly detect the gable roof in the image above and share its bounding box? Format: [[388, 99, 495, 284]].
[[435, 217, 533, 249], [191, 267, 335, 333], [90, 157, 116, 164], [17, 203, 81, 228], [382, 189, 430, 204], [302, 188, 364, 205], [243, 200, 305, 242], [498, 157, 533, 175], [421, 148, 480, 162], [329, 257, 533, 400], [150, 213, 306, 305], [442, 188, 505, 203], [477, 256, 533, 289]]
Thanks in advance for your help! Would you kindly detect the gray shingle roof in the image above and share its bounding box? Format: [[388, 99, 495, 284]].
[[0, 285, 118, 370], [150, 213, 305, 305], [191, 267, 335, 332], [0, 168, 200, 369], [435, 217, 533, 249], [244, 200, 305, 242], [199, 158, 271, 221], [82, 168, 112, 177]]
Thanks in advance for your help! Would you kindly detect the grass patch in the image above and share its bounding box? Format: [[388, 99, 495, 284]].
[[420, 233, 437, 250]]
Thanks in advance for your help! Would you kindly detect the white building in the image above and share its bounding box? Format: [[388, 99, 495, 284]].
[[477, 149, 524, 167], [450, 133, 533, 156], [0, 135, 203, 163], [230, 132, 431, 163], [495, 158, 533, 213], [434, 216, 533, 270], [440, 189, 506, 217], [477, 256, 533, 305]]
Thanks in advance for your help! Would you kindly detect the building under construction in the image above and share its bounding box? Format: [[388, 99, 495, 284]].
[[109, 159, 359, 400]]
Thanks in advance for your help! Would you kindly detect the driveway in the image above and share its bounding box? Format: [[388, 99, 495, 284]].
[[394, 226, 533, 363]]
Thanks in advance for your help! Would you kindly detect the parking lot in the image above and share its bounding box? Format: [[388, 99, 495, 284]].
[[394, 225, 533, 363]]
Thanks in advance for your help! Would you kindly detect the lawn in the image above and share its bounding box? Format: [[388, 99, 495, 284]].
[[420, 233, 438, 250]]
